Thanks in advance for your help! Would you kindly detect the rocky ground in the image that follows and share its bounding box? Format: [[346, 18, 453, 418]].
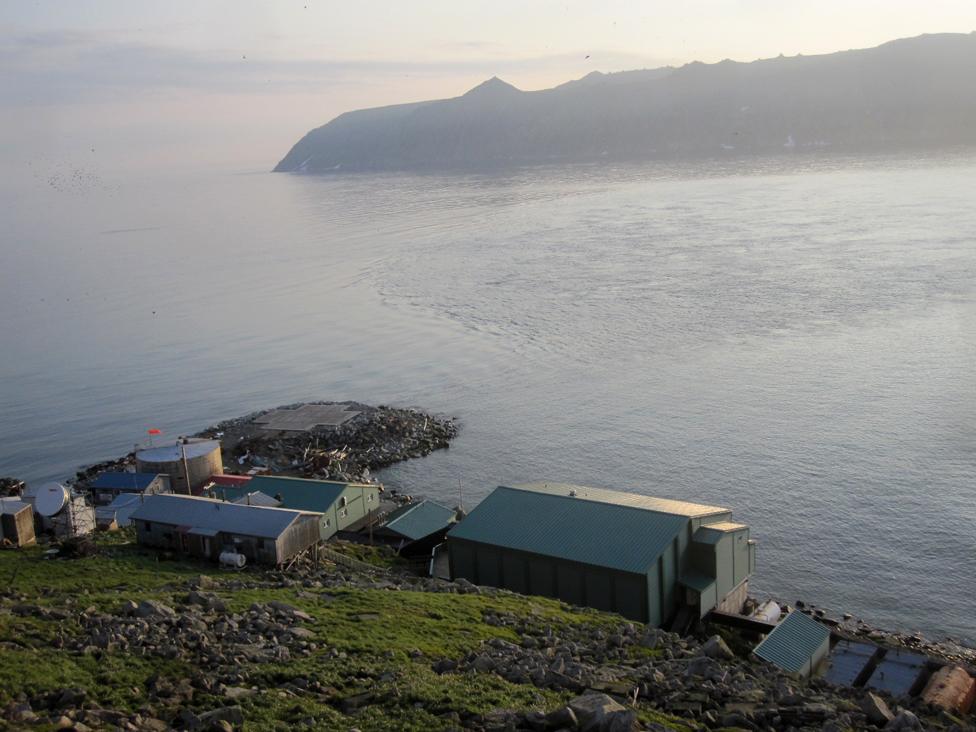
[[71, 401, 458, 487], [1, 535, 972, 731], [199, 401, 458, 484]]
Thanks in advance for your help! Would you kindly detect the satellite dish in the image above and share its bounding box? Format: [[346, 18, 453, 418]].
[[34, 482, 68, 517]]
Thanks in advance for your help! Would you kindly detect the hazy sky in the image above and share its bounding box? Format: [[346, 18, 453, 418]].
[[3, 1, 975, 173]]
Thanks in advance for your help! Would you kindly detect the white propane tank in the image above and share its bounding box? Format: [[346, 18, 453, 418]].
[[754, 599, 782, 624], [219, 550, 246, 569]]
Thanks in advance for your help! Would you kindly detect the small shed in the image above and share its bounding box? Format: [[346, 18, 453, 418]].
[[374, 500, 457, 555], [89, 472, 171, 505], [753, 611, 831, 678], [0, 498, 35, 547], [209, 475, 381, 541], [95, 494, 146, 529], [130, 494, 320, 566]]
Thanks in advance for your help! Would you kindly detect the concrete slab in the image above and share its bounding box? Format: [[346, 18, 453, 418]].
[[254, 405, 361, 432]]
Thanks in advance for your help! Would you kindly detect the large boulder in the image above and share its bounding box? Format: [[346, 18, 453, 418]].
[[884, 710, 922, 731], [568, 693, 636, 732], [700, 635, 735, 660], [860, 692, 895, 725], [135, 600, 177, 619]]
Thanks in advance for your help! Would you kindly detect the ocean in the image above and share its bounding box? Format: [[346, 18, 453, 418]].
[[1, 152, 974, 645]]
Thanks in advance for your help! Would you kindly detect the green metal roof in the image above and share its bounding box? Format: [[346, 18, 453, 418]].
[[679, 572, 716, 593], [753, 611, 831, 674], [447, 485, 689, 574], [212, 476, 374, 514], [381, 500, 456, 541]]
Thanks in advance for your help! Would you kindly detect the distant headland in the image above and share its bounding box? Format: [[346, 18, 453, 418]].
[[273, 32, 976, 174]]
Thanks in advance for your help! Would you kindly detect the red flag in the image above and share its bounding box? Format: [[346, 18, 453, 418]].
[[148, 428, 162, 435]]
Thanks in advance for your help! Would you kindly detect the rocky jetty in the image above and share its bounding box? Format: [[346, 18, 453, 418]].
[[72, 400, 458, 486], [201, 401, 458, 483]]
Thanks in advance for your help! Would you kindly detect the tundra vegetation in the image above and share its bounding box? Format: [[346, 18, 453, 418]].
[[0, 532, 963, 731]]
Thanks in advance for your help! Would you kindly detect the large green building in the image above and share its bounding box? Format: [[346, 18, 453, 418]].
[[446, 482, 756, 626]]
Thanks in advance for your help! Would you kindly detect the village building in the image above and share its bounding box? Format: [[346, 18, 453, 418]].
[[207, 475, 381, 541], [373, 499, 458, 556], [89, 472, 171, 505], [446, 482, 756, 626], [94, 494, 147, 529], [130, 494, 320, 566], [0, 497, 36, 547]]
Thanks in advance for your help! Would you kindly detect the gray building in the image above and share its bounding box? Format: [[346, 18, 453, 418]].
[[89, 472, 171, 506], [447, 482, 756, 626], [130, 494, 320, 566]]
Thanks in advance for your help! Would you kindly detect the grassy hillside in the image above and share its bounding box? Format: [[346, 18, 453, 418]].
[[0, 535, 690, 731]]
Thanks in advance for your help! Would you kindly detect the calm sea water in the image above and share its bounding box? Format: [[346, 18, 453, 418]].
[[2, 153, 974, 644]]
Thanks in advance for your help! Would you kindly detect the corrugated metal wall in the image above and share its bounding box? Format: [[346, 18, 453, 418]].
[[448, 538, 651, 622]]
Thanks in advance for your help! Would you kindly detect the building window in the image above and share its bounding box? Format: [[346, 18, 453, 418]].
[[339, 508, 347, 518], [339, 496, 347, 508], [367, 493, 373, 502], [325, 518, 331, 527]]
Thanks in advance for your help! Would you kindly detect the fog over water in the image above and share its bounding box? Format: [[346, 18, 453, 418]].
[[1, 152, 974, 644]]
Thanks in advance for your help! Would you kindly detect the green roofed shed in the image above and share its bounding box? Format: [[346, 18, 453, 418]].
[[754, 611, 832, 677], [209, 475, 381, 540], [378, 500, 456, 542]]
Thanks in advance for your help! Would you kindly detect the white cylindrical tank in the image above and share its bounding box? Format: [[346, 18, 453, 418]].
[[754, 599, 782, 624], [136, 438, 223, 495], [219, 550, 246, 568]]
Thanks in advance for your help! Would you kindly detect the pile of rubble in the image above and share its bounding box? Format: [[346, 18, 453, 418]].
[[61, 594, 318, 668], [0, 477, 25, 498]]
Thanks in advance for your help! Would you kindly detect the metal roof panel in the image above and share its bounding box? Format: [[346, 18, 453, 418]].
[[448, 485, 688, 574], [130, 494, 307, 539], [511, 482, 731, 518], [382, 500, 455, 541], [90, 473, 161, 490], [753, 611, 831, 674], [213, 475, 372, 513]]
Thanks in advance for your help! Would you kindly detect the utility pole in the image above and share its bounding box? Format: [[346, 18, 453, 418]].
[[180, 439, 192, 495]]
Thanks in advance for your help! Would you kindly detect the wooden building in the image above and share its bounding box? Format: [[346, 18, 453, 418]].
[[0, 498, 36, 547], [447, 482, 756, 626], [130, 494, 320, 566]]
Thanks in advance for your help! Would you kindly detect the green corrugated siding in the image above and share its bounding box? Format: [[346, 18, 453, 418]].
[[754, 611, 831, 675], [447, 486, 688, 574]]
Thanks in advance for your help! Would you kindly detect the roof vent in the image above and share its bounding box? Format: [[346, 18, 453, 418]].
[[569, 489, 577, 497]]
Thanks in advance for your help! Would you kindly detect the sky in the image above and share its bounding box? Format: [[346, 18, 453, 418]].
[[2, 1, 975, 174]]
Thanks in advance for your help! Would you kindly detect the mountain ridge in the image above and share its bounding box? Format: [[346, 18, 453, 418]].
[[274, 32, 976, 173]]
